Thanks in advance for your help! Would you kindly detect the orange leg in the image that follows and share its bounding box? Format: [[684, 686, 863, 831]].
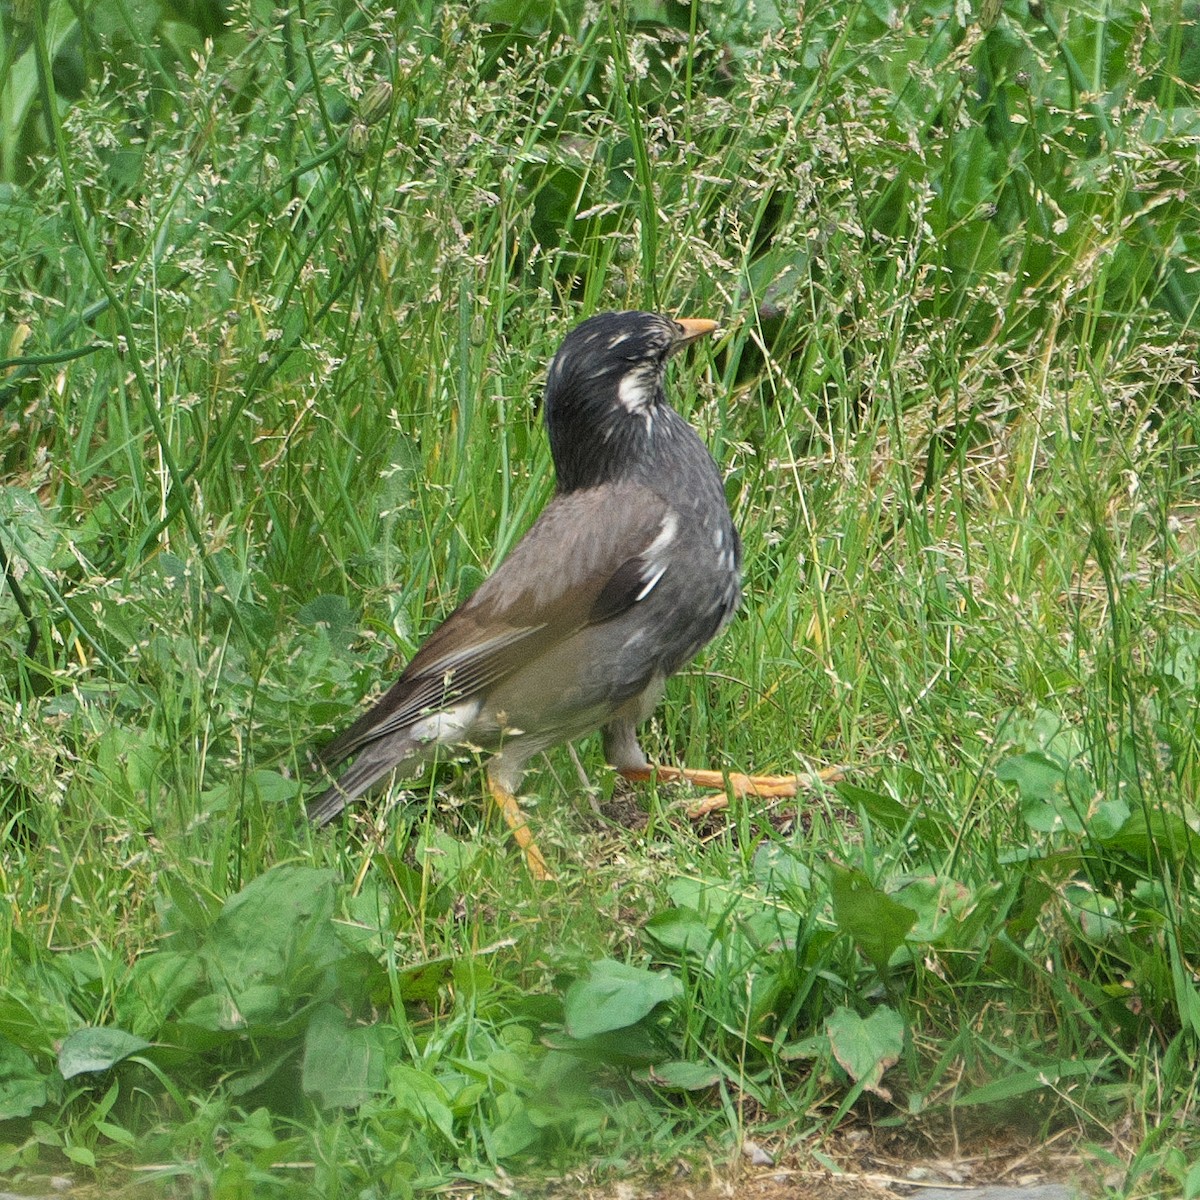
[[488, 779, 554, 881], [618, 764, 844, 818]]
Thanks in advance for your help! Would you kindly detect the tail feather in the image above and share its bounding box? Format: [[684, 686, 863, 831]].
[[306, 737, 418, 826]]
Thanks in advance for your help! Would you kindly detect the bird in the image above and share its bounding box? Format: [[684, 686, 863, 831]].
[[309, 310, 823, 879]]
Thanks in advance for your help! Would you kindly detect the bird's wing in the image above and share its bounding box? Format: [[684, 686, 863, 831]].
[[321, 483, 674, 764]]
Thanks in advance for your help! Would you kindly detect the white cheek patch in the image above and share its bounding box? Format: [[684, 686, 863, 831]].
[[616, 367, 655, 413]]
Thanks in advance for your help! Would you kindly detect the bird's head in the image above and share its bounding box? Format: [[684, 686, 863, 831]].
[[542, 311, 718, 492]]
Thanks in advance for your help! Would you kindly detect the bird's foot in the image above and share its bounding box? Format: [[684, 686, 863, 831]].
[[488, 780, 554, 881], [619, 764, 844, 818]]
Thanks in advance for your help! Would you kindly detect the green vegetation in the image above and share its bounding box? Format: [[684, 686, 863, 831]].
[[2, 0, 1200, 1195]]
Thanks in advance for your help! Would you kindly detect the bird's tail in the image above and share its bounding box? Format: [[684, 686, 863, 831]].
[[306, 738, 417, 826], [306, 781, 355, 827]]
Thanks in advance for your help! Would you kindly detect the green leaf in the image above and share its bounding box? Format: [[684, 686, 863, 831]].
[[396, 955, 456, 1006], [1184, 1158, 1200, 1200], [0, 486, 58, 620], [995, 752, 1085, 834], [541, 1022, 667, 1067], [828, 865, 917, 975], [0, 996, 59, 1058], [834, 782, 911, 830], [180, 983, 289, 1033], [298, 593, 355, 635], [227, 1047, 295, 1098], [64, 1145, 96, 1168], [563, 960, 681, 1039], [57, 1027, 151, 1079], [752, 844, 812, 895], [0, 1038, 47, 1120], [296, 596, 357, 652], [244, 769, 303, 807], [642, 1060, 722, 1091], [488, 1090, 540, 1158], [996, 750, 1065, 801], [1168, 927, 1200, 1041], [416, 829, 483, 880], [825, 1006, 905, 1099], [301, 1005, 396, 1109], [891, 875, 989, 945], [388, 1064, 458, 1144], [954, 1057, 1106, 1106], [205, 865, 341, 1005], [642, 907, 717, 960], [96, 1120, 136, 1147], [1088, 794, 1131, 840]]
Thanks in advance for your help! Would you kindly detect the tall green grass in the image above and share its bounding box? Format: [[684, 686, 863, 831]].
[[2, 0, 1199, 1195]]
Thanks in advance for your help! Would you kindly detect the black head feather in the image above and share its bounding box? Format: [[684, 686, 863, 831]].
[[543, 311, 713, 492]]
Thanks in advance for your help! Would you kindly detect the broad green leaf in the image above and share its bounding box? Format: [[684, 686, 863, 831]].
[[642, 907, 717, 959], [389, 1064, 458, 1144], [642, 1060, 722, 1091], [206, 866, 340, 1000], [0, 486, 58, 621], [996, 752, 1085, 834], [828, 865, 917, 974], [297, 593, 355, 636], [488, 1090, 539, 1158], [1184, 1158, 1200, 1200], [825, 1006, 904, 1099], [891, 876, 978, 945], [302, 1005, 395, 1109], [1062, 883, 1122, 944], [227, 1046, 295, 1098], [541, 1022, 666, 1067], [0, 996, 59, 1057], [58, 1027, 150, 1079], [753, 843, 812, 894], [834, 782, 910, 829], [996, 750, 1065, 801], [563, 960, 681, 1039], [181, 983, 288, 1032], [244, 769, 303, 806], [1088, 794, 1131, 840], [0, 1038, 47, 1119], [96, 1120, 136, 1147], [417, 830, 483, 879], [397, 955, 456, 1006]]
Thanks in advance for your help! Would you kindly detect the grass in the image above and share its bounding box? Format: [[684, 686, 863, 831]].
[[2, 0, 1200, 1195]]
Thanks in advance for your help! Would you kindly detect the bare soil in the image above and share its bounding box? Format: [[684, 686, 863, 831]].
[[529, 1126, 1098, 1200]]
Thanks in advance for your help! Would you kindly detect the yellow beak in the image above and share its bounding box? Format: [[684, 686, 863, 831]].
[[671, 317, 720, 352]]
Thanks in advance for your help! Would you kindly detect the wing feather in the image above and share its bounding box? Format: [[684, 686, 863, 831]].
[[321, 484, 673, 764]]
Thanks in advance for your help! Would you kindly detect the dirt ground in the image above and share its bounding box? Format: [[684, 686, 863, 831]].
[[527, 1125, 1099, 1200]]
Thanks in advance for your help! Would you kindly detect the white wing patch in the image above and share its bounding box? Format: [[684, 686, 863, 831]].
[[635, 566, 667, 601], [713, 525, 739, 574], [636, 512, 678, 601], [409, 699, 484, 747], [646, 511, 678, 558]]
